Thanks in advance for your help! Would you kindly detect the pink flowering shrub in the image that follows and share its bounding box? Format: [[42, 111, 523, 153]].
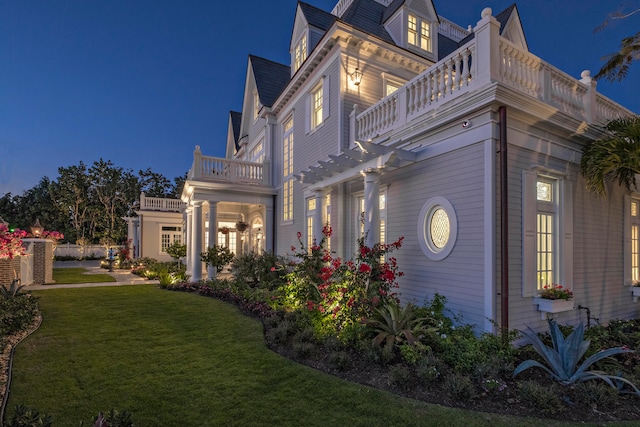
[[0, 224, 28, 259], [275, 225, 405, 336]]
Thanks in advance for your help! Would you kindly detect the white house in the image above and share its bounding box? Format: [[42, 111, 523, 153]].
[[179, 0, 636, 333]]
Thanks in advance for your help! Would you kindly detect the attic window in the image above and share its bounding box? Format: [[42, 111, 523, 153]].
[[294, 33, 307, 72], [408, 14, 432, 52], [253, 91, 260, 120]]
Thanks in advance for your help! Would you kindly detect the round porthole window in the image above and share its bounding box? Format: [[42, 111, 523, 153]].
[[418, 197, 457, 260]]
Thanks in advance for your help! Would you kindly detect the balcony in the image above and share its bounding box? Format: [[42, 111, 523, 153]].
[[188, 146, 269, 186], [353, 10, 633, 143], [140, 193, 185, 212]]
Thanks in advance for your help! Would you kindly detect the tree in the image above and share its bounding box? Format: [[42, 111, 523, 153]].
[[170, 173, 188, 199], [50, 162, 92, 243], [594, 5, 640, 82], [138, 168, 173, 198], [13, 177, 66, 235], [580, 116, 640, 198], [88, 159, 140, 243]]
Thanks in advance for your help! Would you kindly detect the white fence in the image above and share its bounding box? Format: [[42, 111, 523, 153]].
[[54, 243, 112, 258]]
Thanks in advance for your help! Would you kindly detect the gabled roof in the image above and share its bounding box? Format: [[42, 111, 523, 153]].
[[455, 4, 524, 48], [340, 0, 394, 43], [382, 0, 405, 23], [230, 111, 242, 151], [299, 1, 336, 31], [249, 55, 291, 107]]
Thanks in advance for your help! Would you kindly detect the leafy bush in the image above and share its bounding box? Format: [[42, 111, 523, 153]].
[[231, 251, 288, 289], [5, 405, 52, 427], [442, 373, 476, 400], [0, 293, 39, 336], [517, 381, 564, 415], [200, 245, 234, 273]]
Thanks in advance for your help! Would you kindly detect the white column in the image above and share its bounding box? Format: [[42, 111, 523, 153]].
[[132, 219, 140, 258], [191, 201, 203, 282], [264, 200, 274, 253], [207, 201, 218, 279], [313, 190, 324, 245], [362, 169, 380, 248], [185, 207, 193, 276]]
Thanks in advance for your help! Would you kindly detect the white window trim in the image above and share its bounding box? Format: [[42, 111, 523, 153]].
[[159, 224, 182, 253], [293, 32, 307, 73], [382, 73, 406, 97], [417, 196, 457, 261], [306, 76, 329, 133], [624, 194, 640, 285], [407, 13, 432, 53], [522, 169, 573, 297]]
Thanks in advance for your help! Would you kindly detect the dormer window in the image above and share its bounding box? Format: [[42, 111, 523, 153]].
[[408, 14, 431, 52], [294, 33, 307, 72]]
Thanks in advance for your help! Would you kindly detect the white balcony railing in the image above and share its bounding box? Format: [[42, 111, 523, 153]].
[[140, 193, 185, 212], [354, 9, 633, 143], [188, 146, 269, 186]]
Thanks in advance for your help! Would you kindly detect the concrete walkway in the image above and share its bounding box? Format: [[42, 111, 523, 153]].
[[26, 260, 159, 290]]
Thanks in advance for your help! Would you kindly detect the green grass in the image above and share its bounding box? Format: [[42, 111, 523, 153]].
[[52, 267, 116, 284], [7, 286, 590, 426]]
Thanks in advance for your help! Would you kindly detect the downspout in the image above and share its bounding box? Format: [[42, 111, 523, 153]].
[[272, 194, 277, 253], [499, 106, 509, 338]]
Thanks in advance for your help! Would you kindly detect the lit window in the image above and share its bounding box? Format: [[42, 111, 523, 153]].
[[627, 197, 640, 283], [523, 170, 573, 297], [283, 117, 294, 222], [294, 33, 307, 72], [357, 192, 387, 243], [251, 138, 264, 163], [217, 221, 237, 255], [311, 83, 323, 129], [306, 198, 316, 247], [408, 14, 432, 53], [418, 197, 457, 260]]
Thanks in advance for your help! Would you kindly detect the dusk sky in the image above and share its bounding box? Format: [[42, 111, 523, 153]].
[[2, 0, 638, 197]]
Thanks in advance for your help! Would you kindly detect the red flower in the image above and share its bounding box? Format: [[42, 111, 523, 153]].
[[359, 263, 371, 273], [297, 231, 302, 239], [322, 225, 332, 237], [291, 245, 296, 251], [270, 267, 276, 272]]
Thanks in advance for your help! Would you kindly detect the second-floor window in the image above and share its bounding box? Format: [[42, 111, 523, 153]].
[[283, 117, 294, 222], [408, 14, 432, 52], [311, 82, 323, 129], [253, 91, 260, 120], [294, 33, 307, 72], [250, 138, 264, 163]]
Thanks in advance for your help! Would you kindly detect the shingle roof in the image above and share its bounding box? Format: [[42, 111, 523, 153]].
[[382, 0, 405, 23], [249, 55, 291, 107], [339, 0, 394, 43], [299, 2, 336, 31], [230, 111, 242, 151]]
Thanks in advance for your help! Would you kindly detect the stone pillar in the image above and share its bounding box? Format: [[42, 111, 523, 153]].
[[362, 169, 380, 248], [32, 239, 53, 285], [0, 257, 21, 286], [473, 7, 500, 86], [132, 219, 140, 259], [185, 207, 193, 276], [191, 201, 203, 282], [313, 190, 324, 245], [207, 201, 218, 279]]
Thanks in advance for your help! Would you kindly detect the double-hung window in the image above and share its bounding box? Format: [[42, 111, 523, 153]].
[[523, 170, 573, 296], [625, 196, 640, 284], [306, 198, 316, 248], [307, 77, 329, 132], [294, 33, 307, 73], [283, 117, 294, 222], [408, 14, 432, 52]]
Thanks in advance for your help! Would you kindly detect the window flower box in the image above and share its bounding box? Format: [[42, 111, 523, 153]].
[[533, 297, 575, 319], [630, 286, 640, 303]]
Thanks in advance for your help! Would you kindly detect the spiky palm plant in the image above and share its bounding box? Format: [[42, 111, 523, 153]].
[[595, 31, 640, 82], [513, 319, 639, 394], [580, 116, 640, 198], [363, 299, 436, 353]]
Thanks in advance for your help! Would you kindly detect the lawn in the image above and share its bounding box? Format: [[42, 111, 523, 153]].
[[4, 285, 563, 426], [52, 267, 116, 284]]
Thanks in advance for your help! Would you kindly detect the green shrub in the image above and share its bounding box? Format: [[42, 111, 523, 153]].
[[389, 364, 414, 391], [232, 251, 288, 289], [0, 293, 39, 336], [328, 350, 352, 371], [200, 245, 234, 273], [573, 381, 620, 408], [442, 373, 476, 400], [399, 341, 430, 365], [293, 341, 315, 357], [517, 381, 564, 415], [5, 404, 53, 427]]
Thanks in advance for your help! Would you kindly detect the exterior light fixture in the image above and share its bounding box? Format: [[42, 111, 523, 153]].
[[31, 218, 44, 237], [350, 67, 363, 86]]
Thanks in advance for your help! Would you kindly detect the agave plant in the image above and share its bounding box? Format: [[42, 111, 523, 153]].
[[1, 278, 25, 298], [363, 299, 437, 353], [513, 319, 640, 393]]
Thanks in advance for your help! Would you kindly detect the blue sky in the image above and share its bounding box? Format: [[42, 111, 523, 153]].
[[2, 0, 638, 196]]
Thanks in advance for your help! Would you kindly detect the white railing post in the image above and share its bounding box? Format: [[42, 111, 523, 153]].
[[473, 8, 500, 86], [350, 104, 359, 144], [579, 70, 597, 124], [192, 146, 202, 179], [140, 192, 146, 209]]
